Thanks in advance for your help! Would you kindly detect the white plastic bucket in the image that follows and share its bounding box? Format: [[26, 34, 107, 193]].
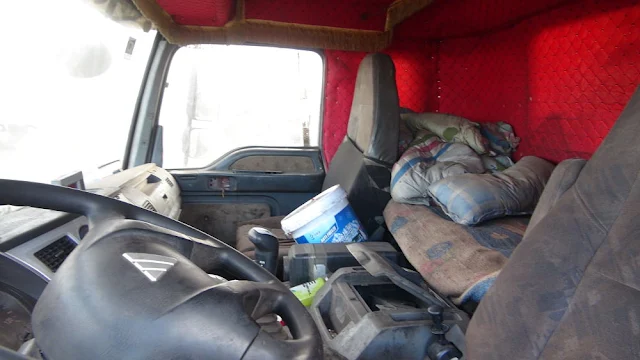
[[281, 185, 367, 244]]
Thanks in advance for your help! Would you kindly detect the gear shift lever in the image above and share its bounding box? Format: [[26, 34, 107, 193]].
[[247, 227, 279, 275], [427, 305, 463, 360], [428, 305, 446, 333]]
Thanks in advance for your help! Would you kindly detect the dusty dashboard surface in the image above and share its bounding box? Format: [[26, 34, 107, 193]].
[[0, 163, 181, 281], [0, 164, 181, 351]]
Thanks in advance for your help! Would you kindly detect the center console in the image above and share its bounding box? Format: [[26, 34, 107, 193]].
[[308, 244, 469, 360]]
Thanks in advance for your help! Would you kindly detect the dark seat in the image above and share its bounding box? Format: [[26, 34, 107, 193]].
[[235, 53, 400, 264], [465, 87, 640, 358], [384, 200, 531, 304]]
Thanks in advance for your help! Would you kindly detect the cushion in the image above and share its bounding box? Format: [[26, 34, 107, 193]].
[[481, 154, 514, 173], [428, 156, 555, 225], [384, 200, 529, 304], [390, 130, 484, 205], [402, 112, 489, 154]]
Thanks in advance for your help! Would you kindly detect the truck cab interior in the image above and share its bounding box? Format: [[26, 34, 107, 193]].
[[0, 0, 639, 359]]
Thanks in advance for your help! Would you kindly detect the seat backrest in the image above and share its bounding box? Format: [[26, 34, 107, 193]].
[[322, 53, 400, 233], [467, 87, 640, 358]]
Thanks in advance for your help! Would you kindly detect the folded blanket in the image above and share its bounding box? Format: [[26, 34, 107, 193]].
[[480, 122, 520, 155], [402, 112, 489, 155], [481, 154, 514, 173], [391, 130, 484, 205]]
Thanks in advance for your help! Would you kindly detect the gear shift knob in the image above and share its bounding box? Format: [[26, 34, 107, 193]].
[[247, 227, 279, 276]]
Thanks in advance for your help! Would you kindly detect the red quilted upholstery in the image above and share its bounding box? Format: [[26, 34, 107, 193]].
[[323, 0, 640, 165], [153, 0, 640, 165], [156, 0, 234, 26], [523, 0, 640, 161], [387, 40, 439, 114], [323, 51, 366, 164], [436, 33, 529, 148], [245, 0, 394, 31], [436, 0, 640, 162], [396, 0, 574, 39]]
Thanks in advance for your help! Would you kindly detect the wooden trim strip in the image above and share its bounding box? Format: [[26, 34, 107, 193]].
[[131, 0, 431, 51]]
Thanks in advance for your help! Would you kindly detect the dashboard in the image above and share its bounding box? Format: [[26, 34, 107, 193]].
[[0, 164, 182, 333], [4, 214, 87, 282]]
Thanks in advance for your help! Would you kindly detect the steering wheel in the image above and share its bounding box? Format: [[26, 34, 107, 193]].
[[0, 180, 323, 360]]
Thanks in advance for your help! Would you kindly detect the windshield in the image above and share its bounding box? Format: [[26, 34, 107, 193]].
[[0, 0, 156, 183]]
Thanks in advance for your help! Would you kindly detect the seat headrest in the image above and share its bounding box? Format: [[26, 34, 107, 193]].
[[347, 53, 400, 165]]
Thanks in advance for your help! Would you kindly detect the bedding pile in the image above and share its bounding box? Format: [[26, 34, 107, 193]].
[[387, 113, 554, 305], [391, 112, 552, 225]]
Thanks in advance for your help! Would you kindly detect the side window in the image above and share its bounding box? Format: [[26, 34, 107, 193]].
[[158, 45, 323, 169]]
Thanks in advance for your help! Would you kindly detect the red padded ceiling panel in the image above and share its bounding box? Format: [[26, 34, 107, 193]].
[[396, 0, 574, 39], [436, 0, 640, 163], [245, 0, 394, 31], [156, 0, 234, 26]]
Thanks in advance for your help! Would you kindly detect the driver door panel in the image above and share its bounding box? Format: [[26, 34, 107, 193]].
[[172, 147, 324, 245]]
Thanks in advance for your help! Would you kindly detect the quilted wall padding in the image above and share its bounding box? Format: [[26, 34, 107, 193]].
[[436, 33, 529, 132], [323, 40, 438, 165], [323, 0, 640, 165], [151, 0, 640, 165], [396, 0, 574, 39], [436, 0, 640, 162], [524, 0, 640, 161], [155, 0, 234, 26], [389, 40, 439, 114], [245, 0, 394, 31], [323, 51, 366, 165]]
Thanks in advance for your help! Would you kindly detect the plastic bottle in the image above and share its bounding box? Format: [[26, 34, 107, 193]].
[[290, 277, 326, 307]]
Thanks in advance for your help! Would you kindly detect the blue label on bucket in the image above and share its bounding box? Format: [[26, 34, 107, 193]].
[[294, 206, 367, 244]]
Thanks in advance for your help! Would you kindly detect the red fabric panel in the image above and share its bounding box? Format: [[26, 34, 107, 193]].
[[396, 0, 574, 39], [388, 40, 439, 113], [436, 0, 640, 163], [155, 0, 640, 165], [156, 0, 234, 26], [245, 0, 393, 31], [524, 0, 640, 162], [436, 33, 530, 148], [323, 51, 366, 165], [323, 40, 439, 165]]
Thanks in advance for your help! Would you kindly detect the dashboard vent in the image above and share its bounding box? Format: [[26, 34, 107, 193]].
[[34, 236, 77, 272], [165, 177, 174, 187], [141, 200, 157, 212]]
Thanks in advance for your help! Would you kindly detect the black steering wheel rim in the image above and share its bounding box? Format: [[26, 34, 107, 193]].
[[0, 179, 323, 359]]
